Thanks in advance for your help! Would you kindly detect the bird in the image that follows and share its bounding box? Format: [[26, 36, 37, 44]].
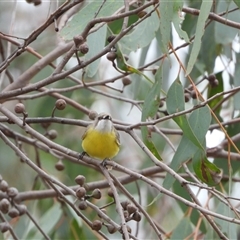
[[81, 113, 120, 161]]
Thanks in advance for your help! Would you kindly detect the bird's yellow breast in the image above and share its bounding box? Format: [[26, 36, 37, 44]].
[[82, 128, 119, 160]]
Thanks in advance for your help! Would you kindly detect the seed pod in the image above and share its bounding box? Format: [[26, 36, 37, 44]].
[[152, 68, 157, 75], [207, 74, 216, 82], [48, 129, 58, 140], [55, 99, 66, 110], [41, 122, 51, 129], [73, 36, 84, 46], [91, 220, 102, 231], [8, 207, 20, 218], [0, 223, 10, 233], [210, 79, 219, 88], [55, 159, 64, 171], [132, 212, 142, 222], [16, 204, 27, 215], [190, 90, 197, 99], [127, 204, 137, 215], [33, 0, 41, 5], [92, 189, 101, 199], [0, 199, 10, 214], [75, 175, 86, 186], [107, 224, 117, 234], [79, 43, 89, 54], [107, 35, 115, 43], [14, 103, 26, 114], [89, 111, 98, 120], [122, 77, 132, 86], [7, 187, 18, 198], [0, 180, 8, 192], [184, 93, 191, 102], [107, 188, 114, 198], [159, 100, 164, 108], [106, 52, 117, 62], [78, 201, 88, 210], [137, 10, 147, 18], [120, 200, 130, 210], [76, 187, 86, 199]]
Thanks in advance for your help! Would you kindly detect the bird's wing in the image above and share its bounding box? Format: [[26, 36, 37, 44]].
[[114, 127, 120, 146]]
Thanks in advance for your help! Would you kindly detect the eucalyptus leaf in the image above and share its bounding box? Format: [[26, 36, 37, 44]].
[[192, 149, 222, 186], [171, 217, 193, 239], [118, 10, 159, 54], [215, 201, 238, 239], [24, 202, 62, 239], [186, 0, 213, 75], [207, 71, 224, 121], [85, 25, 107, 77], [215, 1, 240, 45], [141, 67, 162, 160], [172, 1, 189, 43], [166, 79, 206, 150], [158, 1, 173, 54], [60, 0, 123, 41], [163, 105, 211, 189]]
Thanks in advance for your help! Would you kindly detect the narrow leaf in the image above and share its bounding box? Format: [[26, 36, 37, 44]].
[[60, 0, 123, 40], [166, 79, 207, 150], [141, 67, 162, 160], [119, 10, 159, 54], [186, 0, 213, 75], [166, 78, 185, 114], [172, 1, 189, 43], [193, 149, 222, 186], [163, 105, 211, 189], [158, 1, 173, 54], [207, 72, 224, 120], [215, 1, 240, 45], [171, 217, 193, 239], [85, 25, 107, 77], [233, 0, 240, 8]]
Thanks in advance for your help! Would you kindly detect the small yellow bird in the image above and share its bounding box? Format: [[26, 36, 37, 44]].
[[81, 113, 120, 160]]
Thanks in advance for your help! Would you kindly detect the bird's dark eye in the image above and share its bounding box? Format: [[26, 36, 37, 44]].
[[103, 115, 111, 120], [98, 114, 111, 120]]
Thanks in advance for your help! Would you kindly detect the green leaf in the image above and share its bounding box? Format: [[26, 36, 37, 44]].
[[141, 67, 162, 160], [163, 136, 198, 190], [215, 201, 238, 239], [215, 1, 240, 45], [173, 180, 207, 234], [60, 0, 123, 40], [207, 72, 224, 121], [166, 79, 205, 150], [25, 202, 62, 239], [118, 9, 159, 54], [166, 78, 185, 114], [163, 105, 211, 189], [85, 25, 107, 77], [171, 217, 193, 239], [158, 1, 173, 54], [193, 149, 222, 186], [172, 1, 189, 43], [233, 0, 240, 8], [186, 0, 213, 75]]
